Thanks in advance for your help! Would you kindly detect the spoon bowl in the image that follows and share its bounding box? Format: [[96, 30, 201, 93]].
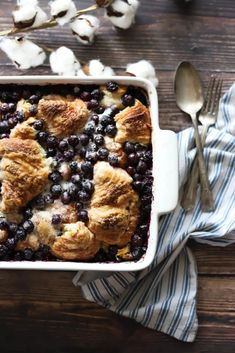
[[174, 61, 204, 115]]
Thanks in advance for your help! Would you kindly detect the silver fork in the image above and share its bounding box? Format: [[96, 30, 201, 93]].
[[181, 75, 223, 211]]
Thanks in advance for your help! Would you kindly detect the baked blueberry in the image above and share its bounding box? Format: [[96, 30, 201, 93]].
[[29, 105, 38, 116], [136, 160, 148, 174], [87, 99, 99, 110], [96, 124, 105, 135], [61, 191, 71, 204], [108, 154, 119, 167], [80, 91, 91, 101], [80, 133, 90, 146], [77, 190, 90, 202], [79, 147, 87, 159], [59, 139, 69, 151], [128, 153, 139, 166], [97, 147, 109, 160], [91, 88, 103, 100], [94, 134, 104, 146], [76, 202, 83, 211], [49, 171, 62, 183], [81, 161, 93, 175], [68, 135, 79, 147], [37, 131, 48, 144], [106, 81, 118, 92], [121, 93, 135, 107], [71, 174, 81, 185], [52, 214, 62, 225], [105, 124, 117, 137], [63, 149, 74, 161], [22, 220, 34, 234], [0, 218, 9, 230], [84, 121, 96, 136], [82, 180, 94, 195], [47, 136, 58, 148], [85, 151, 97, 164], [69, 161, 78, 173], [90, 114, 99, 125], [47, 148, 57, 157], [78, 209, 89, 222], [15, 227, 26, 241], [44, 193, 54, 205], [132, 180, 143, 192], [50, 184, 62, 197], [5, 238, 16, 249], [23, 248, 34, 260], [0, 244, 8, 258], [124, 141, 135, 154], [100, 115, 113, 127], [131, 234, 143, 247]]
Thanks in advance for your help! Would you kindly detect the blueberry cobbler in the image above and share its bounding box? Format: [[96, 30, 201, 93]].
[[0, 82, 153, 262]]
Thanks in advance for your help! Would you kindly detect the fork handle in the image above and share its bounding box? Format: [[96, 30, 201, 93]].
[[181, 124, 209, 211]]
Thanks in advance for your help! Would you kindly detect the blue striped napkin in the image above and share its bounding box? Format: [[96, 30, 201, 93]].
[[73, 84, 235, 342]]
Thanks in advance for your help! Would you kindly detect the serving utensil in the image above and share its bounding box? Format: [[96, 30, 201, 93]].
[[181, 75, 223, 211], [174, 61, 214, 212]]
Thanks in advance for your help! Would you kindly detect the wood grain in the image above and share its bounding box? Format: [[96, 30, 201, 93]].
[[0, 0, 234, 352]]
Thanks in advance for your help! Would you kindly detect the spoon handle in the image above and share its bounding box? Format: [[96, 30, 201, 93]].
[[190, 114, 214, 212], [181, 124, 210, 211]]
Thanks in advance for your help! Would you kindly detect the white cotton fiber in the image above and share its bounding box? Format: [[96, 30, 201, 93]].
[[70, 15, 100, 44], [88, 59, 115, 77], [106, 0, 139, 29], [126, 60, 159, 86], [0, 37, 46, 69], [13, 0, 47, 28], [50, 0, 77, 26], [49, 46, 81, 76]]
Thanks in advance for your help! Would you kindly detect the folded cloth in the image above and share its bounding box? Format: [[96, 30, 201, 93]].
[[73, 84, 235, 342]]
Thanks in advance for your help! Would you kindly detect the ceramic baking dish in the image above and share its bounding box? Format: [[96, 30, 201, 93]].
[[0, 75, 178, 271]]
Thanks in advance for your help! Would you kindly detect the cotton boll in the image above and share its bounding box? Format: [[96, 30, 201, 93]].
[[106, 0, 139, 29], [13, 6, 37, 28], [13, 1, 47, 29], [50, 0, 77, 26], [0, 37, 46, 70], [76, 69, 88, 78], [49, 46, 81, 76], [70, 15, 100, 45], [126, 60, 159, 87], [88, 59, 115, 77], [32, 7, 48, 28]]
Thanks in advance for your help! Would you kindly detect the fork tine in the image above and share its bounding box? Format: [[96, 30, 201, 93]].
[[201, 75, 215, 114], [211, 78, 223, 115]]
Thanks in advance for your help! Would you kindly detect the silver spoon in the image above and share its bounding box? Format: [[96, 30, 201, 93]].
[[174, 61, 214, 212]]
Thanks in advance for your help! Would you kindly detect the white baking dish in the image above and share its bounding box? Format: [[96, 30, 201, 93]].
[[0, 75, 178, 271]]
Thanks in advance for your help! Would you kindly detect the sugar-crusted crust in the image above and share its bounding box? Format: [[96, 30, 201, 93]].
[[51, 222, 100, 260], [37, 95, 89, 138], [114, 99, 151, 144], [88, 162, 139, 247], [0, 138, 51, 212]]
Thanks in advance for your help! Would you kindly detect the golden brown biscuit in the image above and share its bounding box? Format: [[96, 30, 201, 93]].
[[0, 138, 51, 212], [51, 222, 100, 261], [16, 201, 78, 251], [101, 85, 127, 109], [16, 99, 33, 119], [10, 117, 36, 139], [104, 136, 127, 167], [37, 95, 89, 138], [0, 230, 7, 243], [114, 99, 151, 144], [88, 162, 139, 247]]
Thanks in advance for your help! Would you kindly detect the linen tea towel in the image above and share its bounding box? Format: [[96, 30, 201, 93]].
[[73, 83, 235, 343]]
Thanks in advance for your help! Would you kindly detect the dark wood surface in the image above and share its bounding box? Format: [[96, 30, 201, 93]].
[[0, 1, 235, 352]]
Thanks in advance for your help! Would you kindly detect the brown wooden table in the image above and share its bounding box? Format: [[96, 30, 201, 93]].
[[0, 1, 235, 352]]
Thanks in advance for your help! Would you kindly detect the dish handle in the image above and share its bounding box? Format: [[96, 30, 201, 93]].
[[155, 129, 179, 215]]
